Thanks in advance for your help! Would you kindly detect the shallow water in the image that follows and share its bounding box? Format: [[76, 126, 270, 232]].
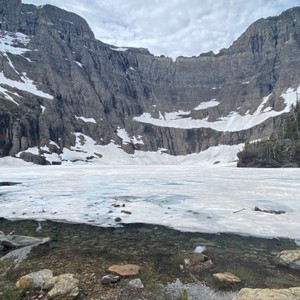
[[0, 219, 299, 299]]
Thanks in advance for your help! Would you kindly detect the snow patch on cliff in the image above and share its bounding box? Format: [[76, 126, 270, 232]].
[[75, 115, 96, 123], [0, 31, 30, 55], [0, 71, 53, 100], [117, 128, 144, 145], [133, 87, 300, 132]]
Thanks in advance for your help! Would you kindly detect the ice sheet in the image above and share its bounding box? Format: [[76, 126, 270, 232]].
[[0, 165, 299, 239]]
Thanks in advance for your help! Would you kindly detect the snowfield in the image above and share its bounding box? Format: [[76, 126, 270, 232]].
[[0, 164, 299, 241]]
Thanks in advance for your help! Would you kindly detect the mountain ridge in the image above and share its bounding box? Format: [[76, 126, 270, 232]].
[[0, 1, 300, 165]]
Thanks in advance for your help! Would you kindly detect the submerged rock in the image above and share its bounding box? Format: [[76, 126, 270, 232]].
[[212, 272, 241, 284], [108, 264, 140, 277], [16, 269, 79, 300], [275, 249, 300, 270], [233, 287, 300, 300], [16, 269, 55, 290], [183, 253, 213, 272], [0, 231, 49, 248], [101, 274, 120, 285], [128, 278, 144, 289], [48, 273, 79, 300]]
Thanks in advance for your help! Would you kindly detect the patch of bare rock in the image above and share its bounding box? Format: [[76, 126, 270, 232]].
[[233, 287, 300, 300]]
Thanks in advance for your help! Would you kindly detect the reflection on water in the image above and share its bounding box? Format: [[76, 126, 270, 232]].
[[0, 218, 299, 299]]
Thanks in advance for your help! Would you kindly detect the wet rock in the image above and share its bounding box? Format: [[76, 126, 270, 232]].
[[48, 273, 79, 300], [0, 182, 21, 186], [254, 207, 285, 214], [128, 278, 144, 289], [274, 249, 300, 270], [212, 272, 241, 284], [0, 231, 49, 248], [108, 264, 140, 277], [121, 210, 132, 214], [16, 270, 79, 300], [233, 287, 300, 300], [183, 253, 213, 272], [16, 269, 55, 290], [101, 275, 120, 285]]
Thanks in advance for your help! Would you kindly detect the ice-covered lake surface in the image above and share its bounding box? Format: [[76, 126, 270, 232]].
[[0, 164, 300, 240]]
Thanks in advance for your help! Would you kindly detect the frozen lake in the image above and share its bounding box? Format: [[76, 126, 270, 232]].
[[0, 164, 300, 240]]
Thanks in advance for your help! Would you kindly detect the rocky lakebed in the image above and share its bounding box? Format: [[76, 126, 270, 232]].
[[0, 218, 300, 300]]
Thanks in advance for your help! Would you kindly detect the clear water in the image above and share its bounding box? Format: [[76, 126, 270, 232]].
[[0, 219, 299, 299]]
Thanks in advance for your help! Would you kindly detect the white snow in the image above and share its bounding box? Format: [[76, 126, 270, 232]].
[[56, 132, 242, 166], [110, 47, 128, 52], [134, 87, 300, 132], [49, 140, 60, 148], [16, 147, 39, 157], [0, 31, 30, 55], [117, 128, 144, 145], [40, 105, 46, 113], [75, 115, 96, 124], [0, 85, 19, 105], [0, 164, 299, 240], [0, 72, 54, 100], [194, 99, 220, 111], [74, 61, 83, 68]]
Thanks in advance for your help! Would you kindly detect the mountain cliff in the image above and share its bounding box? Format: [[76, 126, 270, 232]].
[[0, 1, 300, 165]]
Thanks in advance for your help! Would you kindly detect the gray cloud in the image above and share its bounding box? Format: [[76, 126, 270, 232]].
[[23, 0, 299, 59]]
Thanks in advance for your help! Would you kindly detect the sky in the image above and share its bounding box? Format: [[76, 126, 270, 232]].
[[23, 0, 300, 59]]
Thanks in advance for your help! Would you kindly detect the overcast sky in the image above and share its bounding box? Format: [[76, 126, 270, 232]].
[[23, 0, 299, 59]]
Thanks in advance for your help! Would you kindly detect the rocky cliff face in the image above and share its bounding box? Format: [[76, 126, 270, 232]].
[[0, 1, 300, 165]]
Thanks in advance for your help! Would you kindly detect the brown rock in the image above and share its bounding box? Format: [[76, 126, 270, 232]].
[[233, 287, 300, 300], [108, 264, 140, 277], [274, 249, 300, 270], [212, 272, 241, 283]]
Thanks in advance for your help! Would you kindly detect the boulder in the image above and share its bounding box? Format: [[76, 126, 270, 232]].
[[233, 287, 300, 300], [128, 278, 144, 289], [101, 275, 120, 285], [212, 272, 241, 284], [0, 231, 49, 248], [16, 270, 79, 300], [48, 274, 79, 300], [274, 249, 300, 270], [16, 269, 55, 290], [108, 264, 140, 277], [183, 253, 213, 272]]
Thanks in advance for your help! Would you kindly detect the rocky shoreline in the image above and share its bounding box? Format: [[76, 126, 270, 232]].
[[0, 218, 299, 299]]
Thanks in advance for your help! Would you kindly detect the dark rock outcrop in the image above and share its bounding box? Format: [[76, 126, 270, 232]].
[[0, 1, 300, 164]]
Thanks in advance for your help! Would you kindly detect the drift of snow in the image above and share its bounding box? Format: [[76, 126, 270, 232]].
[[75, 115, 96, 124], [0, 85, 19, 105], [134, 87, 300, 132], [57, 132, 242, 166], [110, 47, 128, 52], [0, 71, 53, 100], [0, 31, 30, 55], [15, 132, 242, 166], [194, 99, 220, 111], [117, 128, 144, 145], [0, 164, 299, 240]]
